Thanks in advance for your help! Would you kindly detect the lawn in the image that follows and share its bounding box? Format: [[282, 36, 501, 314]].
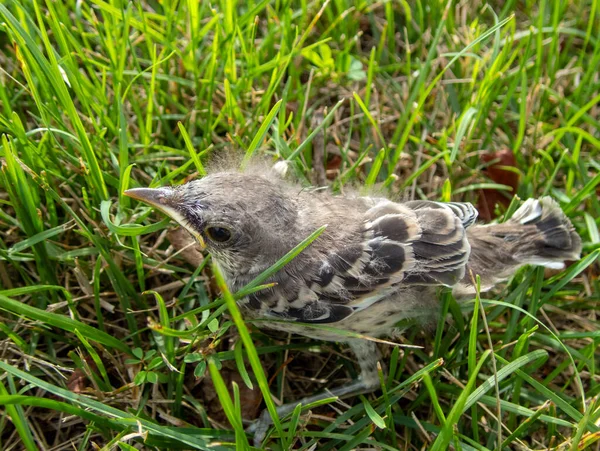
[[0, 0, 599, 449]]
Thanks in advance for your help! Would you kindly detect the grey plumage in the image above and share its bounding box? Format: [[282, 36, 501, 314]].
[[455, 197, 582, 295], [124, 169, 582, 445]]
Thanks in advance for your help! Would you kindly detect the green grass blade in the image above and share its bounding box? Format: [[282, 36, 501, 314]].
[[430, 351, 491, 450], [0, 379, 38, 451], [0, 362, 226, 450], [207, 359, 250, 448], [242, 99, 283, 167], [212, 262, 287, 448], [0, 294, 131, 354], [235, 225, 327, 297]]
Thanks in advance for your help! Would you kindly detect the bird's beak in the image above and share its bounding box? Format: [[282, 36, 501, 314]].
[[124, 187, 180, 220], [124, 187, 169, 206], [124, 187, 206, 249]]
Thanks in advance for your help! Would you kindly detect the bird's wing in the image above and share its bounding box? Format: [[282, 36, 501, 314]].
[[396, 200, 477, 286], [259, 199, 477, 324]]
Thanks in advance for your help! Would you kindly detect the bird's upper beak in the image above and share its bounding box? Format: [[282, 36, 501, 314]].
[[124, 187, 169, 206], [123, 187, 178, 216], [124, 186, 206, 249]]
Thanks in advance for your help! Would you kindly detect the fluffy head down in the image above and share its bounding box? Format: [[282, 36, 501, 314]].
[[139, 171, 305, 278]]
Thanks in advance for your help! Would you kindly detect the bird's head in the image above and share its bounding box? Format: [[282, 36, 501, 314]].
[[124, 172, 300, 277]]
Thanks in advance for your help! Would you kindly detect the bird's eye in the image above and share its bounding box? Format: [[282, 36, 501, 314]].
[[205, 226, 232, 243]]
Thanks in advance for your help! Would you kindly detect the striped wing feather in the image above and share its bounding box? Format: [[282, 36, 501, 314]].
[[263, 200, 477, 323]]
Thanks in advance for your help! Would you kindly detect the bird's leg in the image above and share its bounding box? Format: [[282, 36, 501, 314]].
[[248, 339, 382, 446]]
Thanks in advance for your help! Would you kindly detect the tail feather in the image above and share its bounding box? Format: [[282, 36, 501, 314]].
[[454, 197, 581, 296], [508, 197, 582, 266]]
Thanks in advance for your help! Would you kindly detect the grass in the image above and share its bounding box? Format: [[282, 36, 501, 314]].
[[0, 0, 599, 449]]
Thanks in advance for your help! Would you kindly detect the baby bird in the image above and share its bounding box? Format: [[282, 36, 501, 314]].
[[125, 169, 581, 444]]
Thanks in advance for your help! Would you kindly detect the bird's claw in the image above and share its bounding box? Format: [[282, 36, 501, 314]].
[[246, 409, 273, 447]]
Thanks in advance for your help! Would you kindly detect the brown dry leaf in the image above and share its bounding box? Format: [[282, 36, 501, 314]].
[[67, 356, 98, 393], [67, 368, 89, 393], [326, 154, 343, 179], [167, 228, 204, 267], [477, 149, 520, 221]]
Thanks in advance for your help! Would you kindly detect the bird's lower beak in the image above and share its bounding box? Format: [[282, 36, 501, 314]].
[[124, 187, 207, 249]]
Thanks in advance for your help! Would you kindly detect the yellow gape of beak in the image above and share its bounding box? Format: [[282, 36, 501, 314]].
[[194, 234, 206, 250], [124, 187, 206, 249]]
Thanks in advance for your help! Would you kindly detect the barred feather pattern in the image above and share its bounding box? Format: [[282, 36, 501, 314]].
[[243, 197, 478, 326]]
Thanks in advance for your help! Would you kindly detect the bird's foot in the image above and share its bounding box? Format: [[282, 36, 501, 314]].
[[246, 377, 377, 447], [246, 409, 273, 447]]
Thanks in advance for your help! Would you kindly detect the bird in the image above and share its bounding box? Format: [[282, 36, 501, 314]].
[[124, 166, 582, 444]]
